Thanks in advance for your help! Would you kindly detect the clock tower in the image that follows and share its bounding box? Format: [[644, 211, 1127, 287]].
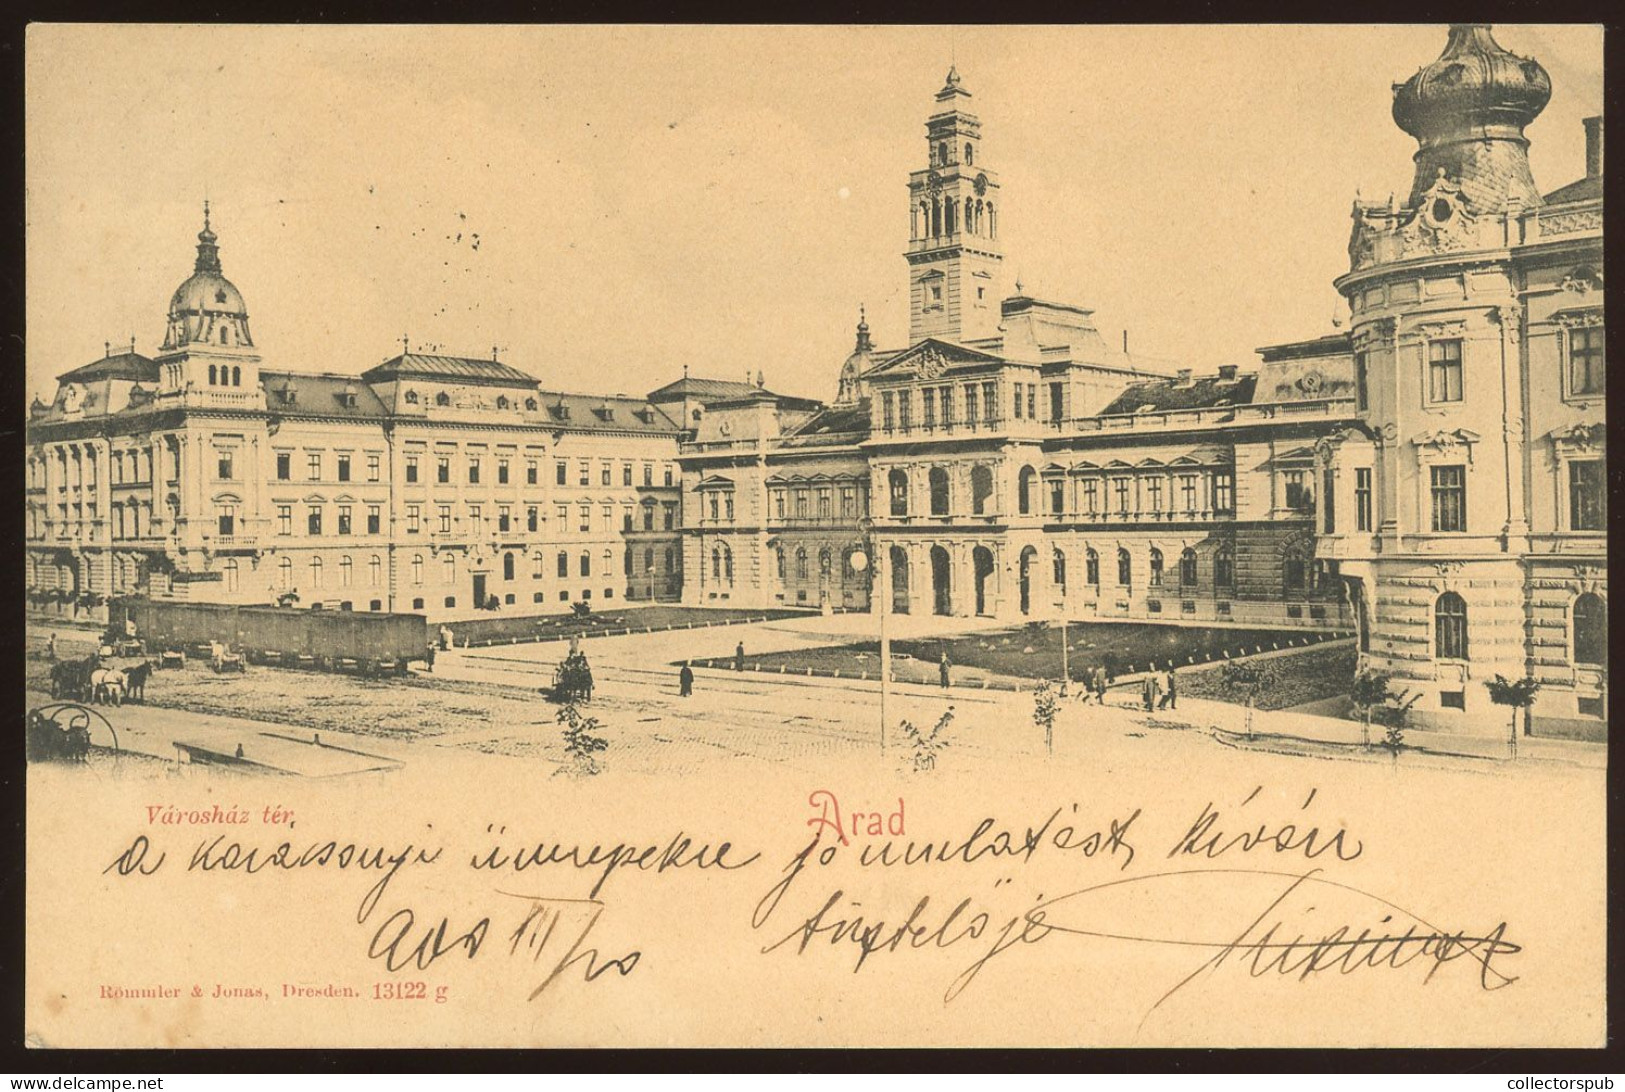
[[906, 67, 1004, 345]]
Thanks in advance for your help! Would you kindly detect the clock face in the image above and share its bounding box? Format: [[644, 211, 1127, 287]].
[[974, 173, 988, 196], [926, 171, 942, 195]]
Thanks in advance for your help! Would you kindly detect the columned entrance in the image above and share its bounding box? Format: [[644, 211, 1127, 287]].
[[930, 545, 952, 616], [973, 546, 994, 615]]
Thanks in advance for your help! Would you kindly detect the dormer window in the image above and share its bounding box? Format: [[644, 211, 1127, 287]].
[[550, 402, 570, 421], [215, 288, 228, 304], [524, 397, 537, 411], [496, 396, 510, 410], [280, 385, 298, 405], [435, 391, 450, 407], [339, 387, 358, 408], [594, 406, 614, 422], [404, 390, 419, 404]]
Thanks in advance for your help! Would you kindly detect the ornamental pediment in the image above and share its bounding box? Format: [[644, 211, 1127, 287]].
[[1411, 427, 1483, 463], [866, 339, 1005, 381], [1549, 422, 1604, 452]]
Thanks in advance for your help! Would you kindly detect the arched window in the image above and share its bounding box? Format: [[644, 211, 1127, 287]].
[[643, 547, 655, 573], [223, 559, 239, 593], [1052, 548, 1066, 592], [972, 465, 994, 514], [1180, 547, 1198, 587], [1085, 547, 1100, 586], [369, 555, 381, 586], [579, 551, 591, 577], [503, 552, 515, 581], [723, 544, 733, 582], [819, 548, 832, 577], [665, 547, 675, 572], [929, 467, 950, 515], [775, 548, 785, 580], [208, 364, 218, 385], [231, 366, 241, 386], [556, 551, 568, 578], [340, 555, 353, 587], [1117, 548, 1132, 587], [602, 549, 613, 577], [1435, 592, 1469, 660], [987, 203, 996, 239], [796, 548, 808, 580], [1215, 546, 1234, 588], [220, 327, 229, 345], [937, 142, 948, 166], [1573, 593, 1607, 666], [443, 554, 456, 583], [889, 469, 909, 517], [1284, 549, 1307, 592], [711, 546, 721, 580], [412, 555, 424, 586], [1149, 548, 1164, 587], [1018, 466, 1037, 515], [309, 556, 323, 588], [964, 142, 974, 165]]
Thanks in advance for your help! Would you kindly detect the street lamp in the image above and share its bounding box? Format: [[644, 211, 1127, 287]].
[[852, 518, 889, 754]]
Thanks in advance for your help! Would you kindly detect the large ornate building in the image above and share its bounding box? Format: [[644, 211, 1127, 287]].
[[27, 26, 1603, 736]]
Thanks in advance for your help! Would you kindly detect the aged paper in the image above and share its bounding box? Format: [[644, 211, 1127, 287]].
[[24, 23, 1606, 1049]]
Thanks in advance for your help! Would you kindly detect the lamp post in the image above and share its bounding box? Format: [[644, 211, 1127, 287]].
[[852, 518, 888, 754]]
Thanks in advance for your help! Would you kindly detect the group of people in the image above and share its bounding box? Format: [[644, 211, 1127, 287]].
[[1140, 668, 1179, 712]]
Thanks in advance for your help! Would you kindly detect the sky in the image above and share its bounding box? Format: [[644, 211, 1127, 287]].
[[26, 23, 1604, 405]]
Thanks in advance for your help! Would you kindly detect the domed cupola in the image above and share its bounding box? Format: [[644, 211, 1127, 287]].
[[1391, 24, 1551, 212], [835, 306, 874, 405], [163, 202, 254, 351]]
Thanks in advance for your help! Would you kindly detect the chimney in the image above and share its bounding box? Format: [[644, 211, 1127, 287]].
[[1584, 115, 1603, 180], [1175, 368, 1193, 386], [1217, 364, 1239, 381]]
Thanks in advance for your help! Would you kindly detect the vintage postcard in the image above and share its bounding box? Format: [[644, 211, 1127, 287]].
[[23, 23, 1606, 1049]]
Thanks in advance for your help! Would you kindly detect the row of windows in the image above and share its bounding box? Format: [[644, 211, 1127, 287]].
[[883, 466, 1240, 520], [767, 485, 870, 523], [273, 451, 384, 483], [1431, 590, 1607, 666], [1351, 328, 1604, 416]]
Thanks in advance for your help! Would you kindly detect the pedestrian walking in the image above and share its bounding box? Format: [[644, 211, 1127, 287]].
[[1141, 673, 1156, 712], [735, 641, 745, 672], [1093, 665, 1107, 705], [679, 661, 694, 697], [939, 651, 951, 689], [439, 624, 453, 651], [1161, 668, 1178, 710], [425, 642, 436, 672], [45, 633, 56, 661]]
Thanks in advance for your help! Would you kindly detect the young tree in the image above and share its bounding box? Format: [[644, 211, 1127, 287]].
[[1485, 674, 1541, 759], [1032, 680, 1060, 756], [556, 701, 609, 778], [898, 706, 955, 772], [1349, 668, 1396, 751]]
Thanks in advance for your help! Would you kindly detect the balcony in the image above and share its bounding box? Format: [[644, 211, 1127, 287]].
[[207, 535, 260, 552]]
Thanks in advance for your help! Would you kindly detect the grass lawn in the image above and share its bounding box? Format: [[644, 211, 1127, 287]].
[[445, 604, 811, 646], [720, 621, 1354, 697]]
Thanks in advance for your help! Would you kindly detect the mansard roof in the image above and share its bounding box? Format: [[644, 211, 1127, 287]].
[[648, 376, 772, 402], [57, 350, 160, 385], [534, 390, 680, 432], [777, 400, 872, 449], [362, 352, 540, 388], [1099, 373, 1258, 416], [262, 371, 391, 419]]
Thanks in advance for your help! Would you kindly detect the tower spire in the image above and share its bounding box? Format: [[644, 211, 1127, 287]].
[[193, 200, 222, 275]]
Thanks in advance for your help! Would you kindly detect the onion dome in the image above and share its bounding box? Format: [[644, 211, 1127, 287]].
[[1391, 24, 1551, 211], [163, 202, 253, 350]]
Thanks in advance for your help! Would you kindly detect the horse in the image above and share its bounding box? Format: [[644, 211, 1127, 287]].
[[50, 656, 97, 702], [90, 668, 125, 706], [121, 661, 154, 703]]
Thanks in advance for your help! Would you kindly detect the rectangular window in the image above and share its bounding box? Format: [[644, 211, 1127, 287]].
[[556, 504, 568, 529], [965, 384, 979, 427], [468, 457, 481, 484], [1323, 469, 1336, 532], [1013, 383, 1023, 420], [1027, 386, 1036, 420], [1430, 465, 1466, 532], [794, 491, 808, 519], [664, 504, 676, 530], [1213, 472, 1235, 514], [898, 391, 912, 430], [578, 505, 590, 533], [1283, 470, 1310, 511], [367, 454, 381, 482], [1049, 382, 1064, 424], [939, 386, 953, 428], [601, 461, 611, 487], [556, 460, 567, 486], [708, 494, 719, 521], [1569, 326, 1604, 396], [1428, 339, 1463, 403], [1146, 478, 1163, 513], [726, 494, 737, 521], [497, 458, 510, 485], [578, 460, 590, 486], [815, 491, 828, 520], [1355, 468, 1372, 532], [1113, 478, 1130, 514], [664, 466, 675, 487], [1049, 479, 1064, 515], [497, 506, 511, 533], [622, 463, 633, 486], [1180, 475, 1197, 513], [468, 505, 482, 533], [841, 487, 855, 518], [526, 460, 538, 486], [1569, 460, 1605, 531], [882, 392, 895, 431], [528, 507, 539, 532], [308, 453, 322, 481], [276, 453, 291, 480], [1354, 351, 1369, 411], [337, 455, 351, 482], [277, 505, 292, 535], [982, 382, 996, 423], [923, 388, 936, 429], [437, 456, 450, 484], [405, 455, 419, 483], [643, 463, 654, 487], [308, 507, 323, 536], [438, 505, 452, 534], [407, 505, 420, 534], [217, 452, 234, 480], [215, 506, 234, 536], [1083, 480, 1099, 514], [337, 505, 352, 535]]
